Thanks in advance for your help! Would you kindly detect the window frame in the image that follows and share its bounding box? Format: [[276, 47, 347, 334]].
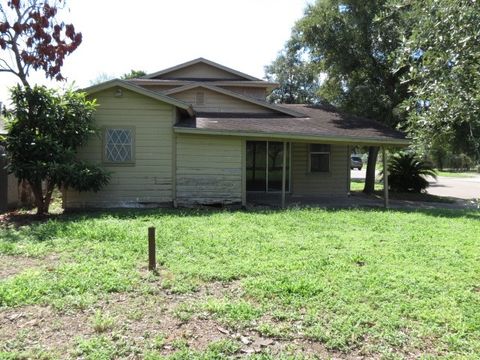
[[308, 144, 331, 173], [102, 126, 136, 166], [245, 140, 292, 193]]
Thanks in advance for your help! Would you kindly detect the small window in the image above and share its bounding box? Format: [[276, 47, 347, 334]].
[[195, 91, 205, 105], [104, 128, 134, 164], [309, 144, 330, 172]]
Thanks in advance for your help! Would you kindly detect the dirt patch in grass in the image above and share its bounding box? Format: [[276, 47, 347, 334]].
[[0, 275, 343, 358], [0, 304, 91, 355], [0, 254, 60, 279], [0, 210, 64, 229], [0, 265, 442, 358]]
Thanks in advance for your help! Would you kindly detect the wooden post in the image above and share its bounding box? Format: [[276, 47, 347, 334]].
[[382, 147, 389, 209], [346, 145, 351, 194], [241, 140, 247, 207], [148, 227, 156, 271], [0, 145, 7, 213], [281, 141, 287, 208]]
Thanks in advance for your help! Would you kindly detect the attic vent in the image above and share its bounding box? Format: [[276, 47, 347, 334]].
[[195, 91, 205, 105]]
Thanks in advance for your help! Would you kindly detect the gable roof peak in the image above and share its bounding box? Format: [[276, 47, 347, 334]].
[[143, 57, 262, 82], [83, 79, 194, 116], [164, 83, 305, 118]]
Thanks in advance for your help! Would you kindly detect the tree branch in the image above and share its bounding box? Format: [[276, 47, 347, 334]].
[[0, 57, 15, 72]]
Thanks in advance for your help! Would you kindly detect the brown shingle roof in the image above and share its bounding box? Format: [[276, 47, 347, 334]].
[[175, 104, 407, 145]]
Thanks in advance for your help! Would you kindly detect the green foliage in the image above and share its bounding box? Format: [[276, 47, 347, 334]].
[[89, 72, 115, 85], [295, 0, 410, 126], [4, 85, 110, 214], [201, 298, 262, 326], [74, 336, 118, 359], [387, 152, 437, 193], [399, 0, 480, 160], [0, 0, 82, 86], [265, 38, 320, 104], [144, 339, 241, 359], [121, 69, 147, 79], [293, 0, 412, 193]]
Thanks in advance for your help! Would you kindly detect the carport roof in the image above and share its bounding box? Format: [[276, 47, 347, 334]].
[[174, 104, 409, 146]]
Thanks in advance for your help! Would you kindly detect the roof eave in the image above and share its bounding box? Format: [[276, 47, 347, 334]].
[[128, 79, 278, 88], [164, 83, 304, 118], [83, 79, 194, 116], [143, 57, 262, 81], [173, 127, 410, 147]]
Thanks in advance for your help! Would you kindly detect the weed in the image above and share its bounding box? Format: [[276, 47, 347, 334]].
[[91, 310, 115, 333]]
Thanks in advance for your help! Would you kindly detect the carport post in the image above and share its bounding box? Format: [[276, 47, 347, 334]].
[[382, 146, 389, 209], [281, 141, 287, 209]]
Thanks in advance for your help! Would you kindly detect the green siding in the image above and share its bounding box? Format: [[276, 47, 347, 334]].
[[291, 143, 349, 196], [170, 88, 274, 114], [64, 88, 174, 208], [176, 134, 242, 205]]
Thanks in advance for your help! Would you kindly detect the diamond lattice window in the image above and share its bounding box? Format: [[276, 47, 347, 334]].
[[104, 128, 133, 163]]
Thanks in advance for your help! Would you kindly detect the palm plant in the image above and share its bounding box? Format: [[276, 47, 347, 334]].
[[386, 152, 437, 193]]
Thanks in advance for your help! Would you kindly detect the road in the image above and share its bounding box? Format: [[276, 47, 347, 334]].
[[350, 169, 480, 200], [427, 175, 480, 200]]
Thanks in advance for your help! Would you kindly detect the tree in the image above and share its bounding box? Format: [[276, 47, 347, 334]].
[[89, 72, 114, 85], [121, 69, 146, 79], [1, 0, 82, 206], [265, 37, 320, 104], [399, 0, 480, 162], [0, 0, 82, 86], [294, 0, 412, 193], [5, 85, 110, 215], [89, 70, 146, 85]]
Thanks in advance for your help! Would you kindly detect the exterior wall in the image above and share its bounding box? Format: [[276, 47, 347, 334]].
[[176, 134, 242, 205], [219, 86, 266, 100], [139, 85, 267, 101], [155, 62, 245, 80], [170, 88, 274, 114], [291, 143, 349, 196], [0, 156, 19, 211], [0, 146, 7, 212], [7, 174, 19, 208], [64, 88, 175, 208]]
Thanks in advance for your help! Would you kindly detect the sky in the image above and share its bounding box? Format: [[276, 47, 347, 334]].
[[0, 0, 313, 104]]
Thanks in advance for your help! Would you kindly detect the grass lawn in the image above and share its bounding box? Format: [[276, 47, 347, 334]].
[[1, 208, 480, 359], [436, 170, 478, 178], [349, 179, 455, 204], [350, 179, 383, 192]]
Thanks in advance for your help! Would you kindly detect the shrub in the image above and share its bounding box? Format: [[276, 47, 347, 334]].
[[387, 152, 437, 193], [5, 85, 110, 215], [447, 153, 473, 171]]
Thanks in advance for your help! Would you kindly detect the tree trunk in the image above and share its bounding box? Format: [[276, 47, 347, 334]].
[[43, 181, 55, 213], [29, 181, 47, 216], [363, 146, 379, 194], [19, 180, 33, 207]]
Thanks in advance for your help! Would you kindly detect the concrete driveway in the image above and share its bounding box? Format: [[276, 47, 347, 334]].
[[351, 169, 480, 200], [428, 175, 480, 200], [351, 168, 367, 180]]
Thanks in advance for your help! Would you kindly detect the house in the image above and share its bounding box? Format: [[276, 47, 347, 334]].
[[0, 114, 19, 212], [64, 58, 407, 209]]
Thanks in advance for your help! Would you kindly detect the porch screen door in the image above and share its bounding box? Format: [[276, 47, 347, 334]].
[[246, 141, 290, 192]]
